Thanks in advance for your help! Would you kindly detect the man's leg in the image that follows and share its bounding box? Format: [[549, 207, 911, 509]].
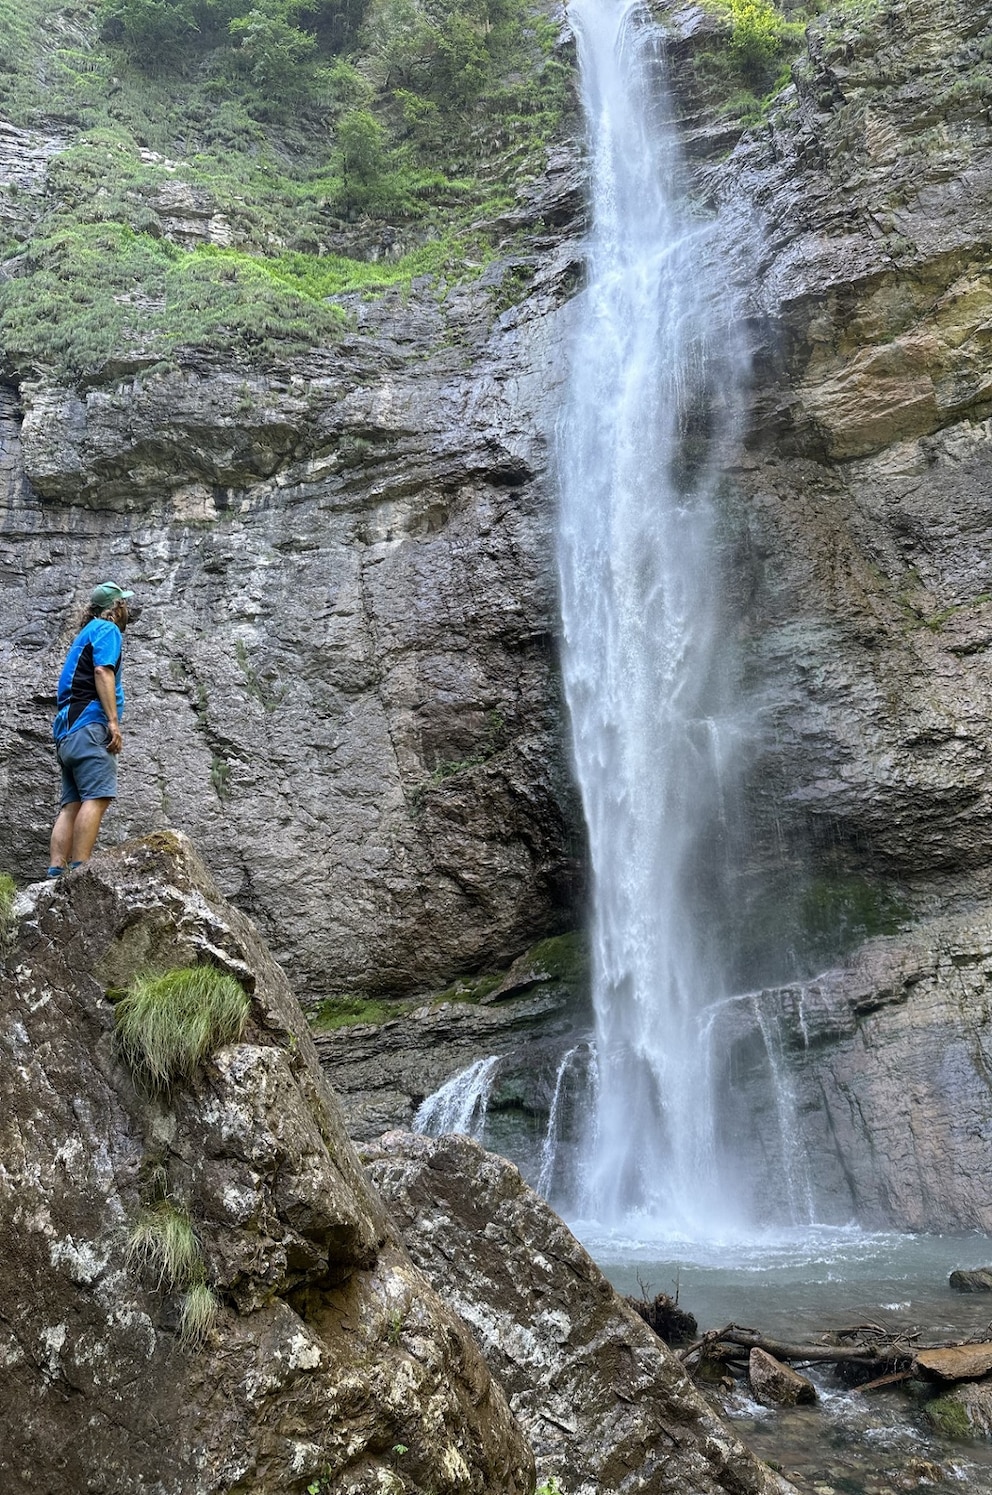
[[70, 798, 113, 864], [49, 802, 80, 870]]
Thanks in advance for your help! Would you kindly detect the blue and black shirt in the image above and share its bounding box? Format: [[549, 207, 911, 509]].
[[52, 618, 125, 745]]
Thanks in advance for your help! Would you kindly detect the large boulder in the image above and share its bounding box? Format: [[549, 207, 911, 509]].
[[0, 834, 532, 1495], [917, 1344, 992, 1382], [363, 1129, 796, 1495]]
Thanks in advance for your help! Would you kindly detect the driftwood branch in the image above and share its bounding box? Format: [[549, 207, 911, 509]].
[[679, 1323, 913, 1374]]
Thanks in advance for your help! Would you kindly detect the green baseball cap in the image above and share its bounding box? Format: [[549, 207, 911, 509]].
[[91, 581, 134, 610]]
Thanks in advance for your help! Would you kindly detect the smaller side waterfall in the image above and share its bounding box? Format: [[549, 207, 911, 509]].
[[414, 1056, 501, 1140], [538, 1042, 597, 1201]]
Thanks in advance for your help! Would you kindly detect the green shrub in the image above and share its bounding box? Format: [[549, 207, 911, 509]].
[[701, 0, 805, 96], [115, 964, 250, 1087], [228, 8, 318, 92], [725, 0, 785, 73]]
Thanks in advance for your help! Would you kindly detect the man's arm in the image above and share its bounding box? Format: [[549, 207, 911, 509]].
[[94, 665, 123, 755]]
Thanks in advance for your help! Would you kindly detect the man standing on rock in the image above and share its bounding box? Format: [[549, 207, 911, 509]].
[[47, 582, 139, 878]]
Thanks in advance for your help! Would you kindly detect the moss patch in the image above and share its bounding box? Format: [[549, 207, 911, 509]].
[[732, 869, 911, 986], [926, 1392, 974, 1441], [523, 931, 589, 987], [432, 971, 504, 1005], [310, 994, 410, 1030]]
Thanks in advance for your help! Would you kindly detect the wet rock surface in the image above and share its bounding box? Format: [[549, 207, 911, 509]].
[[0, 834, 533, 1495], [951, 1268, 992, 1293], [313, 974, 589, 1146], [929, 1377, 992, 1439], [748, 1349, 817, 1409], [708, 0, 992, 892], [717, 907, 992, 1231], [364, 1129, 797, 1495]]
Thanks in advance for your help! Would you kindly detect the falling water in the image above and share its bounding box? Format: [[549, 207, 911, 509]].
[[556, 0, 755, 1233], [537, 1042, 596, 1202], [413, 1056, 501, 1140]]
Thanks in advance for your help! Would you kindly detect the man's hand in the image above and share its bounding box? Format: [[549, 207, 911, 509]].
[[106, 721, 123, 755]]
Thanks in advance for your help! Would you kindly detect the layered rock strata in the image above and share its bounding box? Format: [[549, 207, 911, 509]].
[[703, 0, 992, 899], [0, 834, 532, 1495]]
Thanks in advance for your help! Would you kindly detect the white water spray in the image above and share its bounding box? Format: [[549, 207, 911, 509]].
[[556, 0, 753, 1233], [413, 1056, 501, 1140]]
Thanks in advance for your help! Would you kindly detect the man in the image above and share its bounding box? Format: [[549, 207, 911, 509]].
[[47, 581, 140, 877]]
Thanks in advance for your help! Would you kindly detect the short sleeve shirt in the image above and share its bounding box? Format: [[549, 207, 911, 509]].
[[52, 618, 125, 744]]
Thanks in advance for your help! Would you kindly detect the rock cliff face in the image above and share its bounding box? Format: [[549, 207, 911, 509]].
[[707, 0, 992, 897], [5, 0, 992, 1229], [0, 835, 533, 1495], [715, 906, 992, 1232], [0, 248, 583, 999]]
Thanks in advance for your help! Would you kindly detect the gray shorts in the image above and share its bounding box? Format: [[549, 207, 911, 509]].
[[57, 721, 118, 805]]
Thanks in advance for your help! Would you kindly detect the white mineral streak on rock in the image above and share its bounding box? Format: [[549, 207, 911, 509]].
[[49, 1236, 107, 1285]]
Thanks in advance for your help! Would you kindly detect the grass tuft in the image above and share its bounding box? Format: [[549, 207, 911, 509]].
[[178, 1281, 219, 1347], [115, 965, 250, 1088], [127, 1199, 203, 1290], [0, 872, 16, 953]]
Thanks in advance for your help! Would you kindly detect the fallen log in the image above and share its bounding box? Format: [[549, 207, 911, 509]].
[[852, 1367, 918, 1393], [679, 1324, 903, 1369]]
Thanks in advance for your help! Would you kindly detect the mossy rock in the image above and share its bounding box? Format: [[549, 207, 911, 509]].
[[926, 1391, 976, 1441], [521, 931, 589, 988]]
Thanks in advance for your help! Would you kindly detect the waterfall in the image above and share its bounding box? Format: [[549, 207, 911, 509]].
[[537, 1042, 596, 1202], [556, 0, 754, 1233], [413, 1056, 501, 1140]]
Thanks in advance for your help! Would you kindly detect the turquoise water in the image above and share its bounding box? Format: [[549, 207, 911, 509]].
[[576, 1224, 992, 1493]]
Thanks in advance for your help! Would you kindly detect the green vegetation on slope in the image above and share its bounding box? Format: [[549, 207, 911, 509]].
[[688, 0, 807, 123], [0, 0, 571, 379]]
